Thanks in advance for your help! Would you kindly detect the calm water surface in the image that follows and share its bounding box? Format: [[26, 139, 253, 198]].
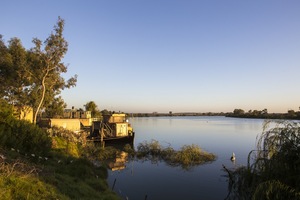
[[107, 116, 265, 200]]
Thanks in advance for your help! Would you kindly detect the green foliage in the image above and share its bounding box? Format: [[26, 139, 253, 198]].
[[0, 101, 119, 199], [51, 137, 81, 158], [0, 17, 77, 123], [136, 140, 216, 169], [28, 17, 77, 123], [84, 143, 119, 161], [84, 101, 101, 118], [0, 146, 120, 200], [137, 139, 162, 157], [123, 143, 135, 156], [0, 175, 67, 200], [233, 108, 245, 115], [85, 140, 216, 170], [41, 157, 113, 199], [225, 121, 300, 199], [101, 109, 112, 115], [44, 96, 67, 118], [0, 151, 67, 199], [256, 121, 300, 189], [253, 180, 300, 200], [227, 108, 300, 120], [0, 101, 51, 155], [0, 99, 13, 120], [172, 144, 216, 166]]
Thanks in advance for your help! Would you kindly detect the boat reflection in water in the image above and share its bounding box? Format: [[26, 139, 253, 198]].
[[108, 151, 128, 171], [87, 113, 135, 172], [104, 142, 134, 171]]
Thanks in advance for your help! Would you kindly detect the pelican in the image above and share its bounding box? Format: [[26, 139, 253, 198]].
[[230, 152, 236, 161]]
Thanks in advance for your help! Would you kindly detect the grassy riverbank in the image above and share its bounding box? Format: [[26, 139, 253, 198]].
[[0, 103, 120, 200], [0, 135, 120, 200], [0, 146, 119, 200], [86, 139, 216, 170], [0, 124, 216, 199], [0, 102, 217, 199]]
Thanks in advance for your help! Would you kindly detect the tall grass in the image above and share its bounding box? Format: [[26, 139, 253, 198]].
[[225, 121, 300, 200], [136, 140, 216, 169]]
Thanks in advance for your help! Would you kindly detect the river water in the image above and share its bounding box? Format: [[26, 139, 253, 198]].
[[107, 116, 265, 200]]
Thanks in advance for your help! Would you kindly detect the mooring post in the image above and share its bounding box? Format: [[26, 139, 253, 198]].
[[112, 178, 117, 190], [101, 126, 104, 148]]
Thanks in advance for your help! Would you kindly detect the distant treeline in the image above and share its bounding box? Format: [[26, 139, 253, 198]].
[[130, 112, 226, 117], [129, 109, 300, 120], [226, 108, 300, 120]]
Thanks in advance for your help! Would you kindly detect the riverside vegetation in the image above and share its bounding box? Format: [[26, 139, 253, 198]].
[[0, 100, 216, 199], [87, 140, 216, 170], [224, 120, 300, 200], [0, 100, 120, 200]]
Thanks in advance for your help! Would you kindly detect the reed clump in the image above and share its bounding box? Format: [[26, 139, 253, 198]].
[[225, 121, 300, 200], [171, 144, 216, 166], [135, 140, 216, 169]]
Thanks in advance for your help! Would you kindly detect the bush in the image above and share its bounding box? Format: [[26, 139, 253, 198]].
[[0, 100, 51, 155], [51, 137, 81, 158], [0, 118, 51, 156]]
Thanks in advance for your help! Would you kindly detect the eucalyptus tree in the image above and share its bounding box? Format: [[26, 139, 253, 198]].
[[0, 17, 77, 123], [26, 17, 77, 123], [44, 96, 67, 118]]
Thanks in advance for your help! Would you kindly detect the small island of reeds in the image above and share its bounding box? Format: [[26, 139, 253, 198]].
[[87, 140, 216, 170], [136, 140, 216, 169]]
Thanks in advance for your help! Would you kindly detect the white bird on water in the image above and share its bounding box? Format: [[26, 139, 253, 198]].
[[230, 152, 236, 161]]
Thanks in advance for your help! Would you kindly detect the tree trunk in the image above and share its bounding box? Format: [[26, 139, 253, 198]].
[[33, 74, 47, 124]]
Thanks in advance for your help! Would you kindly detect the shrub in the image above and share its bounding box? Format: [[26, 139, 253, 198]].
[[0, 119, 51, 156], [0, 100, 52, 155], [51, 137, 81, 158]]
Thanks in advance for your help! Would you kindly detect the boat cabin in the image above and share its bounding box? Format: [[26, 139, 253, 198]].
[[89, 113, 134, 142]]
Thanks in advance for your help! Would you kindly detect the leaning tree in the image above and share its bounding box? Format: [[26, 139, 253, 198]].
[[0, 17, 77, 123], [27, 17, 77, 123]]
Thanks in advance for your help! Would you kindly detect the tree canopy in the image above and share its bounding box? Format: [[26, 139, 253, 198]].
[[84, 101, 101, 118], [0, 17, 77, 122]]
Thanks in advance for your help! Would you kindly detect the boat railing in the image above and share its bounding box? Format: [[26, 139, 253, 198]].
[[103, 123, 114, 137]]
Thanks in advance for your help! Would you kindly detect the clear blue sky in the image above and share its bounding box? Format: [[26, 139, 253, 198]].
[[1, 0, 300, 113]]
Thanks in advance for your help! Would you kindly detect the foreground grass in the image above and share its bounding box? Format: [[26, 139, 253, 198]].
[[0, 102, 119, 199], [0, 138, 120, 200], [0, 116, 215, 199]]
